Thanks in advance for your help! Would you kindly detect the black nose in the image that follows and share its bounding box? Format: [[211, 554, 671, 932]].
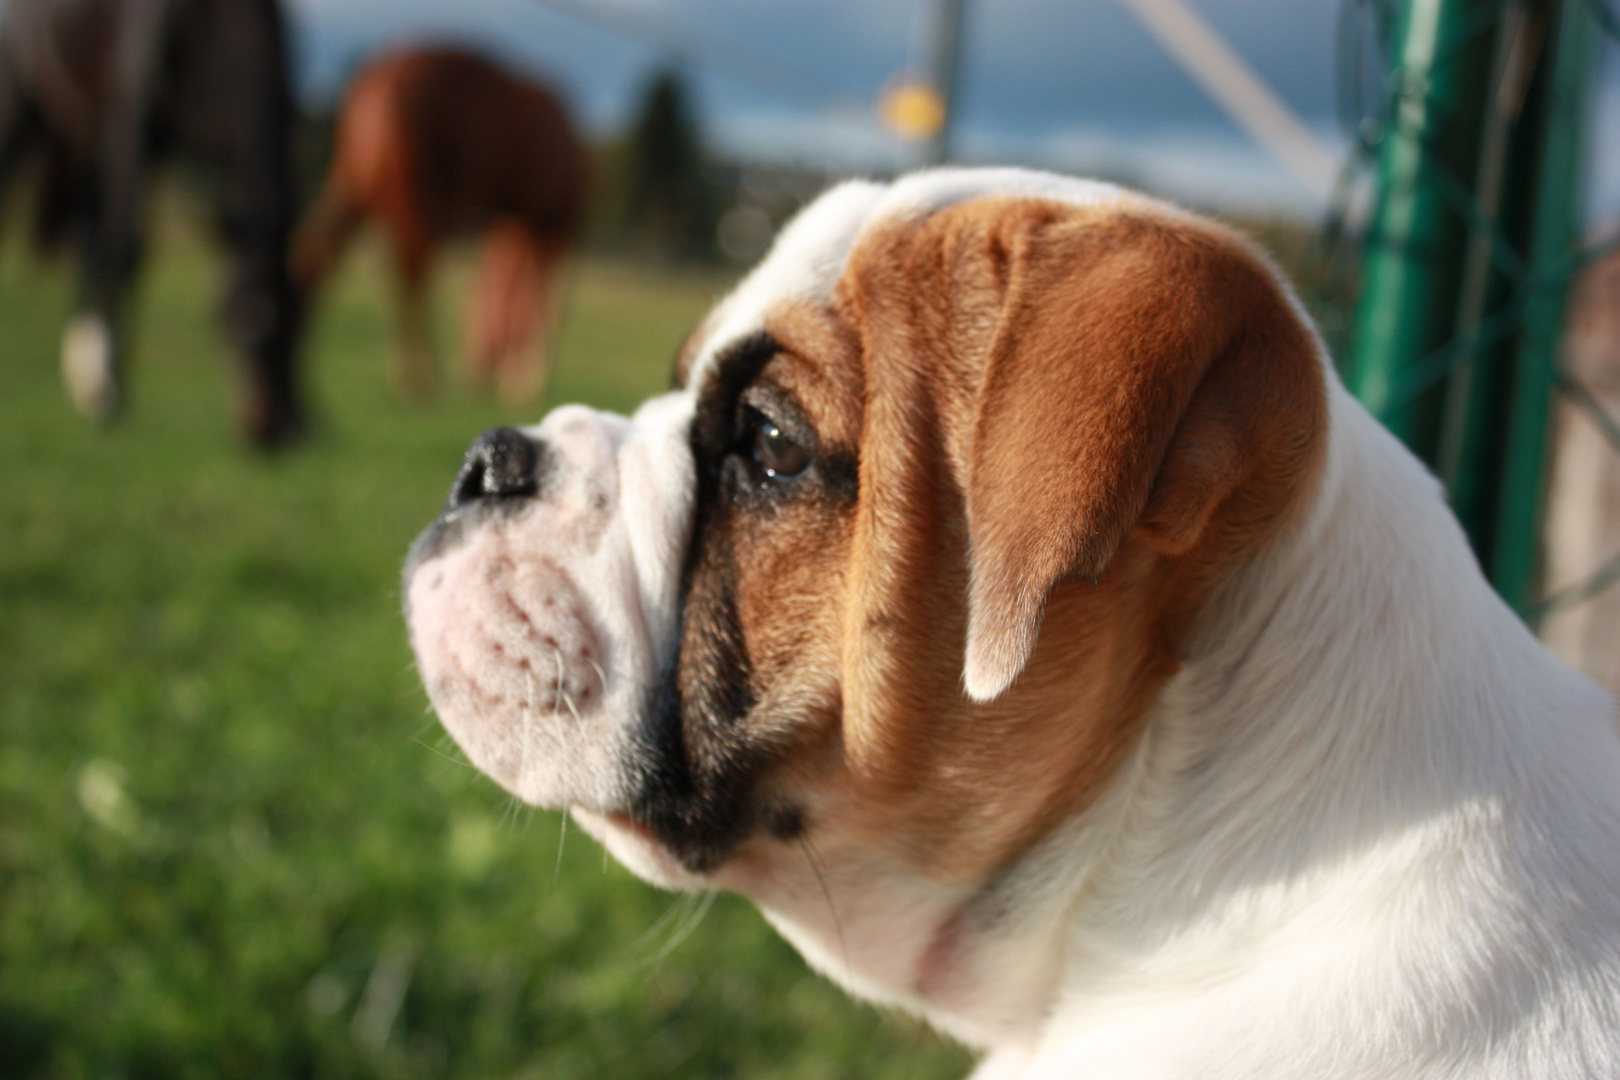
[[448, 427, 542, 510]]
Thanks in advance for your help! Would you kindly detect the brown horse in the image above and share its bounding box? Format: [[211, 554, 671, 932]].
[[294, 47, 587, 404]]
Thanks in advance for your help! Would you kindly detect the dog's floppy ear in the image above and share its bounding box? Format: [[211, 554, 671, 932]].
[[961, 202, 1320, 701]]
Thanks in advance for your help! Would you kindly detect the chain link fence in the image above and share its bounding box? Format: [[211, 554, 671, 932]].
[[1316, 0, 1620, 688]]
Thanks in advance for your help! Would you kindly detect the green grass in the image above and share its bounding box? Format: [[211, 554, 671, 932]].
[[0, 208, 973, 1080]]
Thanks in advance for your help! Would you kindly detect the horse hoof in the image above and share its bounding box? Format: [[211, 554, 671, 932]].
[[60, 315, 120, 424], [244, 403, 309, 450]]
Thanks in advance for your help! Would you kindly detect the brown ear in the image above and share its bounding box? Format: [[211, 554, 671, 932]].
[[961, 202, 1322, 700]]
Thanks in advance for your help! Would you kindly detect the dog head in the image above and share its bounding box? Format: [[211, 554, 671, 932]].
[[404, 168, 1326, 1033]]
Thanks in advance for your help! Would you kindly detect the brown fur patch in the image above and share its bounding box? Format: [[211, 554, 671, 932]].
[[686, 196, 1325, 884]]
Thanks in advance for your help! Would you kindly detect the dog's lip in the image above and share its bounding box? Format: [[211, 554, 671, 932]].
[[570, 807, 659, 842], [571, 807, 710, 889], [605, 811, 658, 843]]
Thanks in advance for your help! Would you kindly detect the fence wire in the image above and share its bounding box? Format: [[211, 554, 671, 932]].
[[1320, 0, 1620, 624]]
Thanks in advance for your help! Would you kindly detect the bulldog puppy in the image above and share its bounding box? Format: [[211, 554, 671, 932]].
[[404, 168, 1620, 1078]]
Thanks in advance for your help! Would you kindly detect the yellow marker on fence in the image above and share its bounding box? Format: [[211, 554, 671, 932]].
[[879, 77, 947, 142]]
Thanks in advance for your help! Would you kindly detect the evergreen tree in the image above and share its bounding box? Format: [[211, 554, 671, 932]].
[[625, 68, 709, 252]]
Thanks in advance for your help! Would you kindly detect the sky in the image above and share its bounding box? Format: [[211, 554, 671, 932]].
[[283, 0, 1620, 223]]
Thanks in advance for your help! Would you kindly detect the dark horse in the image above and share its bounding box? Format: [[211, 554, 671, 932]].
[[0, 0, 304, 445]]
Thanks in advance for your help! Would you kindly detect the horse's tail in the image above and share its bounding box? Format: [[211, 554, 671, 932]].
[[465, 220, 569, 402]]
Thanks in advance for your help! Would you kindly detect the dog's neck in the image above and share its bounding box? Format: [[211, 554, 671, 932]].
[[904, 384, 1620, 1067]]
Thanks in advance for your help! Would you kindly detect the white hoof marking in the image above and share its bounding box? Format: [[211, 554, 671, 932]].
[[61, 314, 118, 423]]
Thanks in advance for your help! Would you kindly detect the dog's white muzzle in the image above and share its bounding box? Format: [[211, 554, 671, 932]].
[[404, 393, 696, 813]]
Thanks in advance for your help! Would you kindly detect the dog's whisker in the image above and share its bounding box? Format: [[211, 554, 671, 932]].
[[588, 658, 607, 688], [634, 892, 696, 954], [545, 647, 584, 723], [645, 891, 716, 969], [798, 836, 847, 970], [553, 810, 569, 884], [501, 791, 524, 831], [519, 670, 537, 796], [408, 734, 477, 771]]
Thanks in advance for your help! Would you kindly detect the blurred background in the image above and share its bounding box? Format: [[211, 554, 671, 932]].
[[5, 0, 1620, 1076]]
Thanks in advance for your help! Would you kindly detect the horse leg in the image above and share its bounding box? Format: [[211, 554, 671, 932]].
[[290, 181, 363, 299], [63, 0, 174, 426], [390, 232, 437, 403], [57, 131, 126, 424], [463, 219, 526, 393], [63, 171, 132, 425], [162, 0, 303, 445], [0, 62, 33, 237], [496, 231, 571, 406], [211, 109, 304, 445], [218, 199, 304, 445]]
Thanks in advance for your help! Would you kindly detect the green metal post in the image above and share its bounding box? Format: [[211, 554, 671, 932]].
[[923, 0, 967, 166], [1433, 4, 1539, 556], [1346, 0, 1499, 463], [1348, 0, 1597, 617], [1492, 0, 1598, 615]]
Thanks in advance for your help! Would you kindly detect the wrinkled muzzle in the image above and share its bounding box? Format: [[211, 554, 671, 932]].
[[404, 393, 696, 812]]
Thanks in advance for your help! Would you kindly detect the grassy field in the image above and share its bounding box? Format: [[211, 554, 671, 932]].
[[0, 208, 973, 1080]]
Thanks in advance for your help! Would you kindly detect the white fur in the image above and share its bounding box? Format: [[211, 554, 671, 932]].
[[408, 169, 1620, 1078], [60, 313, 118, 423], [874, 166, 1140, 225], [720, 378, 1620, 1078], [947, 385, 1620, 1077], [686, 179, 886, 389], [406, 393, 697, 813]]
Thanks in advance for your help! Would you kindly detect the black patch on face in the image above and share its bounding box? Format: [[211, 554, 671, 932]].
[[690, 333, 781, 462], [628, 330, 861, 873], [731, 382, 858, 516], [630, 530, 769, 871], [764, 804, 806, 842], [815, 447, 859, 505], [627, 331, 781, 871]]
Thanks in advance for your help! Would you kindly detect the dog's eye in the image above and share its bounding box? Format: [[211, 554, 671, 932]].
[[753, 416, 810, 480]]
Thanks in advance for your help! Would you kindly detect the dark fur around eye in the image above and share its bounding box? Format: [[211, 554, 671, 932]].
[[687, 334, 858, 509]]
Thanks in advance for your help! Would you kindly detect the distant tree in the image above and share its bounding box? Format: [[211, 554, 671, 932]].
[[624, 68, 713, 254]]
